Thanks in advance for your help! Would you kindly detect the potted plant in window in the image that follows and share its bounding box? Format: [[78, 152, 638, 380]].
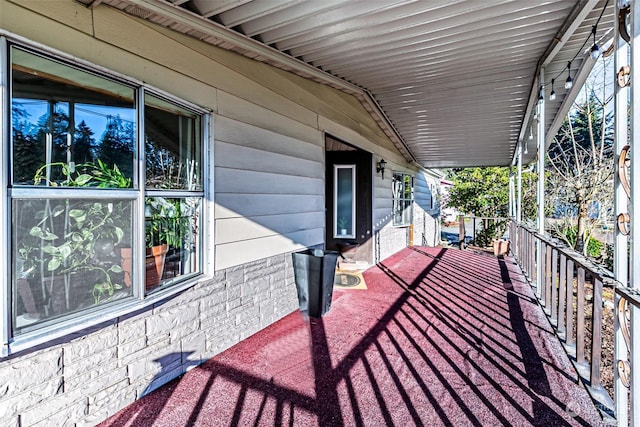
[[17, 161, 132, 316], [144, 197, 185, 290], [337, 217, 349, 236]]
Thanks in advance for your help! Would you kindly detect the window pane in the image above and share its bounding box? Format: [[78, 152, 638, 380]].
[[145, 94, 202, 190], [335, 166, 354, 237], [11, 47, 135, 187], [392, 173, 413, 226], [145, 197, 200, 293], [13, 198, 134, 333]]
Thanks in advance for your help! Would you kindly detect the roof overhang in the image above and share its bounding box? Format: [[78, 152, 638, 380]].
[[78, 0, 614, 169]]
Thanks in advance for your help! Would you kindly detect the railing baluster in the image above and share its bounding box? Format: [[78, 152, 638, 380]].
[[551, 248, 559, 324], [591, 278, 603, 389], [531, 231, 537, 285], [523, 227, 529, 277], [510, 220, 618, 419], [544, 243, 552, 310], [558, 254, 567, 335], [576, 267, 586, 365], [566, 259, 575, 348]]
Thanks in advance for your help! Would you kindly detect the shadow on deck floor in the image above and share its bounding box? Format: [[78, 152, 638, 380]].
[[99, 246, 603, 426]]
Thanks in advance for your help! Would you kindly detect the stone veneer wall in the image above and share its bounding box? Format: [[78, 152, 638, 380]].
[[414, 206, 440, 247], [375, 205, 439, 264], [375, 225, 408, 263], [0, 253, 298, 426]]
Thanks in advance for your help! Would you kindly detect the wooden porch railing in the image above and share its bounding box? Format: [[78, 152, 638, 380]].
[[509, 221, 639, 425]]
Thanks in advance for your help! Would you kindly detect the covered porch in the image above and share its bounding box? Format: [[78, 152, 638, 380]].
[[77, 0, 639, 424], [1, 0, 639, 425], [84, 1, 640, 424], [99, 246, 601, 426]]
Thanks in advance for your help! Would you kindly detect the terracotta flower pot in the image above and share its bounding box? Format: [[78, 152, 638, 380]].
[[145, 244, 168, 290], [492, 239, 510, 257], [120, 247, 132, 287]]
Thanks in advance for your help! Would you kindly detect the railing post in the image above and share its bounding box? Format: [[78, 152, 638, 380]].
[[629, 2, 640, 424], [536, 67, 546, 300], [614, 9, 631, 427], [615, 1, 633, 424]]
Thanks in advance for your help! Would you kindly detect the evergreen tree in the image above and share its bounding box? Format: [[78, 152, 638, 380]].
[[74, 120, 96, 164], [11, 104, 42, 184], [96, 115, 134, 179]]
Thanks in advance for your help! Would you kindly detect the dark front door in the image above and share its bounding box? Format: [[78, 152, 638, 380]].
[[325, 147, 373, 264]]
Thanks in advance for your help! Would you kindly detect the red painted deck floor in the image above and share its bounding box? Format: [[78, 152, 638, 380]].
[[99, 247, 603, 426]]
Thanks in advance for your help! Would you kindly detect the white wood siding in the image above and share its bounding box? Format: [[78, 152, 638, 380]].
[[415, 172, 435, 214], [215, 116, 325, 269], [2, 0, 419, 270], [414, 170, 441, 247]]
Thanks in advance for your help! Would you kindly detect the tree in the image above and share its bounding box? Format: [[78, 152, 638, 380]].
[[447, 167, 510, 218], [545, 63, 614, 256], [446, 167, 538, 247], [12, 104, 42, 184], [74, 120, 96, 164], [96, 115, 135, 178]]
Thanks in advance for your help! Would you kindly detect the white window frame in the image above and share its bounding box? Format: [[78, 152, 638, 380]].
[[392, 172, 414, 227], [1, 37, 210, 355]]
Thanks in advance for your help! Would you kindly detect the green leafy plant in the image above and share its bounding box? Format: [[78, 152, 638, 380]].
[[20, 161, 131, 304], [33, 159, 132, 188], [145, 197, 187, 248]]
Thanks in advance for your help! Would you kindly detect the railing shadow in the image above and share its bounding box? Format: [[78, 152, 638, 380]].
[[100, 246, 598, 426]]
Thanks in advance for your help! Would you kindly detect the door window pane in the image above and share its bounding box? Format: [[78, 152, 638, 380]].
[[13, 198, 134, 333], [145, 94, 202, 190], [335, 165, 355, 238], [11, 47, 136, 187]]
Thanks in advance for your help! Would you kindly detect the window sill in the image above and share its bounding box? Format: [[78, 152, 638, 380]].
[[2, 273, 209, 358]]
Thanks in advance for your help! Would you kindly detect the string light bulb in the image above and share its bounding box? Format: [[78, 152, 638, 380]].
[[590, 25, 601, 59], [538, 86, 544, 102], [549, 79, 556, 100], [564, 61, 573, 89], [618, 0, 631, 9]]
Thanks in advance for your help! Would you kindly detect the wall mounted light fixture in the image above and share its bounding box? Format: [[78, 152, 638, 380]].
[[377, 159, 387, 179]]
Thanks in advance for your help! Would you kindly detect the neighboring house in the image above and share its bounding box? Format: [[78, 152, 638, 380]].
[[0, 1, 441, 424]]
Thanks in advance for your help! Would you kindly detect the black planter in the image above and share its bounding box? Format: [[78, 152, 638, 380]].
[[292, 249, 339, 318]]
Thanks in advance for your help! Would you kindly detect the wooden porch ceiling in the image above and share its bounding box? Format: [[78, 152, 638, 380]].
[[79, 0, 614, 169]]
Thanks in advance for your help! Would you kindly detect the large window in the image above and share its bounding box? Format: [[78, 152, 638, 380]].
[[8, 45, 205, 335], [392, 172, 414, 226]]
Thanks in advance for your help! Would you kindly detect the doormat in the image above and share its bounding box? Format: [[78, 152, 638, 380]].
[[334, 271, 367, 290]]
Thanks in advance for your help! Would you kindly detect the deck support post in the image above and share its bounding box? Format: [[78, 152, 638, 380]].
[[536, 67, 546, 299], [614, 0, 630, 424], [626, 2, 640, 425]]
